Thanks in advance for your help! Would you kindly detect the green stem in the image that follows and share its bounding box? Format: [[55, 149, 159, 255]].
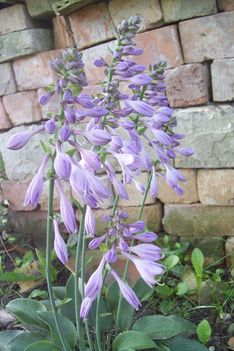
[[80, 208, 94, 351], [95, 269, 108, 351], [75, 207, 86, 351], [115, 173, 153, 334], [46, 165, 69, 351]]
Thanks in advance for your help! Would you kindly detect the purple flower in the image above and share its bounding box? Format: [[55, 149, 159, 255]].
[[126, 100, 154, 117], [134, 232, 158, 243], [150, 166, 158, 198], [104, 245, 117, 262], [7, 126, 44, 150], [177, 147, 194, 156], [54, 143, 71, 179], [129, 220, 145, 233], [56, 180, 77, 233], [80, 258, 105, 319], [39, 92, 54, 105], [129, 244, 162, 261], [85, 129, 111, 146], [111, 269, 141, 310], [85, 206, 96, 236], [24, 155, 48, 207], [45, 118, 56, 134], [74, 94, 94, 109], [64, 108, 76, 123], [130, 74, 152, 85], [59, 123, 71, 142], [123, 46, 143, 55], [112, 177, 129, 200], [152, 129, 173, 146], [79, 147, 102, 171], [88, 234, 107, 249], [53, 219, 68, 264], [94, 58, 107, 67]]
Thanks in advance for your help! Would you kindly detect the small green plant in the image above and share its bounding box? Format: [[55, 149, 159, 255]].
[[191, 248, 204, 290], [197, 319, 212, 345]]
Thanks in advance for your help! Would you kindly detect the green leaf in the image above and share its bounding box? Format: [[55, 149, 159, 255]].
[[191, 248, 204, 279], [25, 340, 60, 351], [113, 331, 156, 351], [35, 249, 57, 282], [6, 298, 47, 328], [167, 316, 196, 337], [159, 300, 174, 315], [106, 281, 134, 331], [0, 272, 37, 282], [0, 330, 23, 351], [22, 251, 34, 266], [52, 286, 66, 300], [37, 311, 77, 350], [29, 289, 48, 300], [164, 335, 209, 351], [132, 315, 185, 340], [155, 285, 173, 298], [164, 255, 180, 270], [133, 279, 153, 302], [7, 332, 47, 351], [197, 320, 211, 345], [176, 282, 189, 296], [59, 274, 77, 323]]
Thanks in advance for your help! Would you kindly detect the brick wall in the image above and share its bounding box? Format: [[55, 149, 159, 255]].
[[0, 0, 233, 261]]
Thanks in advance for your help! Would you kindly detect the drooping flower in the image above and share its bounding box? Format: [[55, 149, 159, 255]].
[[54, 142, 71, 179], [85, 206, 96, 236], [56, 180, 77, 233], [7, 126, 44, 150], [53, 219, 68, 264]]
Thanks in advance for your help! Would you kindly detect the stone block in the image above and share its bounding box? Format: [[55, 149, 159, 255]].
[[1, 180, 32, 211], [90, 202, 163, 235], [225, 237, 234, 268], [118, 173, 156, 207], [179, 12, 234, 62], [109, 0, 163, 31], [53, 16, 75, 49], [198, 170, 234, 205], [0, 63, 17, 96], [0, 98, 12, 130], [173, 104, 234, 168], [165, 63, 210, 108], [161, 0, 217, 23], [157, 169, 198, 204], [211, 59, 234, 102], [69, 2, 115, 49], [0, 4, 45, 35], [13, 50, 60, 91], [218, 0, 234, 12], [0, 29, 54, 63], [135, 25, 183, 68], [8, 209, 47, 235], [3, 91, 42, 126], [26, 0, 56, 19], [163, 204, 234, 236], [40, 180, 72, 211], [0, 124, 48, 181]]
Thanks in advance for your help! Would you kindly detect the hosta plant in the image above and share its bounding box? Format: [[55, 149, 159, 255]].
[[1, 16, 208, 351]]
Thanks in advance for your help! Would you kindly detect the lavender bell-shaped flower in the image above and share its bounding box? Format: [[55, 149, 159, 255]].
[[24, 155, 49, 207], [85, 206, 96, 236], [54, 142, 71, 179], [7, 126, 44, 150], [53, 219, 68, 264], [45, 118, 56, 134], [56, 180, 77, 233]]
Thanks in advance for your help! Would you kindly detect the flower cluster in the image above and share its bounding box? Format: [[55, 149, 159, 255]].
[[80, 209, 163, 319], [6, 16, 192, 319]]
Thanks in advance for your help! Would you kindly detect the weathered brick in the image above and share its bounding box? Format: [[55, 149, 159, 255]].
[[0, 124, 47, 181], [211, 59, 234, 102], [179, 12, 234, 62], [198, 170, 234, 205], [161, 0, 217, 23], [13, 50, 60, 91], [165, 64, 210, 108], [135, 25, 183, 68], [40, 180, 72, 211], [157, 169, 198, 204], [8, 209, 47, 235], [3, 91, 42, 126], [69, 2, 115, 49], [225, 237, 234, 269], [85, 202, 163, 235], [0, 98, 12, 130], [26, 0, 56, 19], [1, 180, 32, 211], [109, 0, 163, 31], [218, 0, 234, 12], [173, 104, 234, 168], [163, 204, 234, 236], [0, 29, 54, 63], [0, 4, 44, 35], [0, 63, 17, 96], [53, 16, 75, 49]]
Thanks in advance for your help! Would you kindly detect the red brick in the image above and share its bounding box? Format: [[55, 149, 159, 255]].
[[53, 16, 75, 49], [165, 64, 210, 107], [13, 50, 60, 91], [0, 98, 12, 130], [3, 91, 42, 126], [179, 12, 234, 63], [69, 2, 115, 49], [1, 180, 32, 211], [218, 0, 234, 11], [109, 0, 163, 31], [135, 25, 183, 68]]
